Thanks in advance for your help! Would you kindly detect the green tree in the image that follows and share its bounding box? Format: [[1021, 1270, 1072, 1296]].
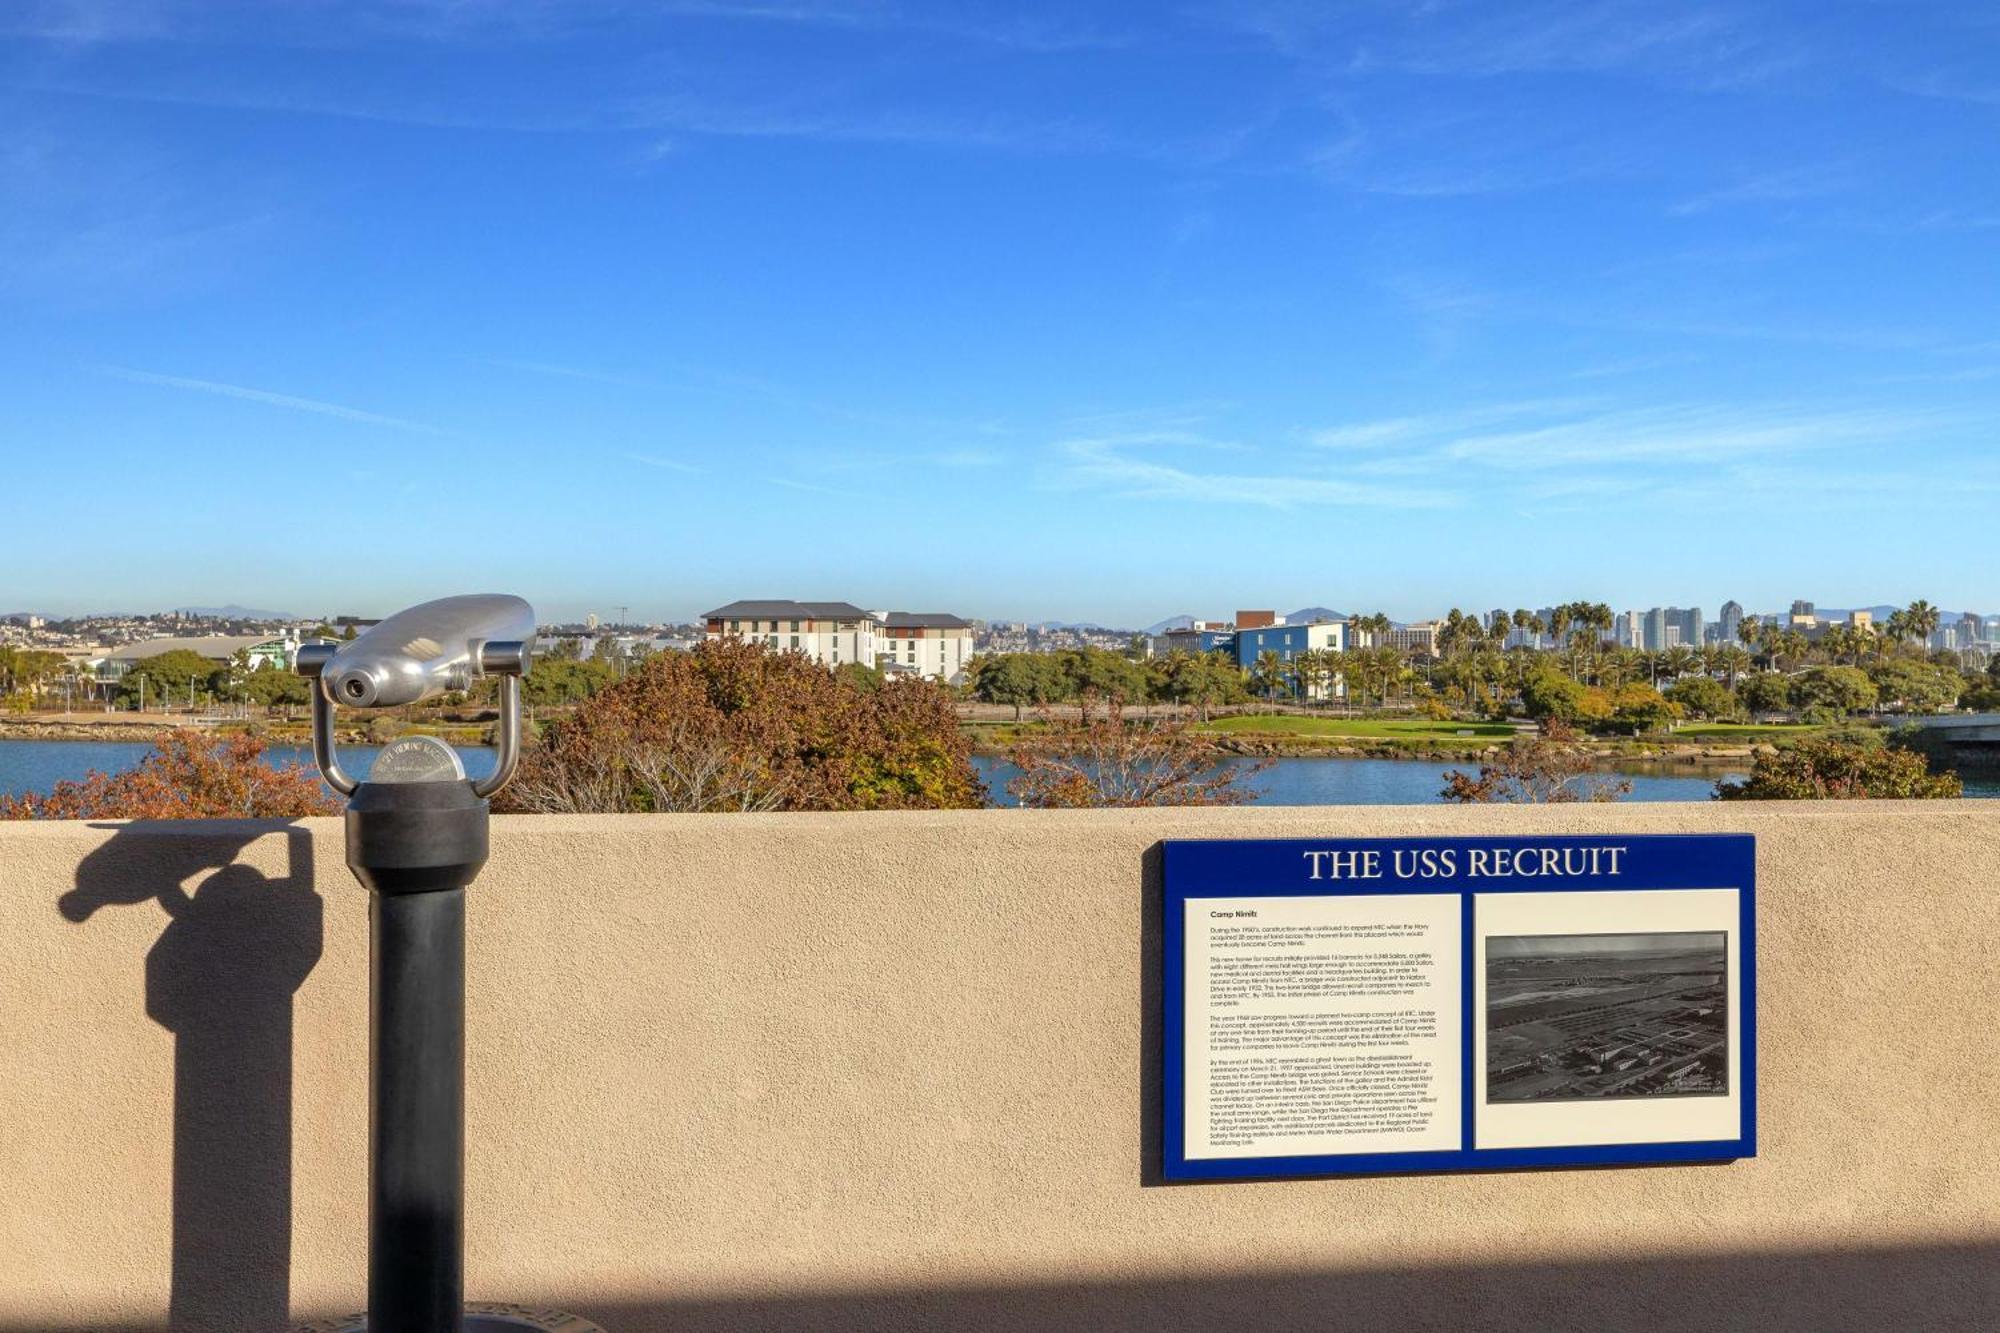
[[1716, 737, 1960, 800], [1518, 667, 1587, 721], [1250, 649, 1288, 706], [969, 653, 1073, 720], [1736, 672, 1792, 715], [1063, 646, 1145, 706], [522, 657, 619, 708], [1867, 658, 1962, 713], [117, 649, 225, 708], [1605, 683, 1683, 734], [1166, 650, 1245, 720], [241, 668, 311, 710], [1664, 675, 1738, 721], [1793, 666, 1879, 717], [1899, 600, 1941, 648]]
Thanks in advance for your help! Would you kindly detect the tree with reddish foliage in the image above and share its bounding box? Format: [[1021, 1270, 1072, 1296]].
[[499, 638, 985, 813], [0, 730, 340, 820], [1438, 721, 1631, 805], [1005, 699, 1268, 808]]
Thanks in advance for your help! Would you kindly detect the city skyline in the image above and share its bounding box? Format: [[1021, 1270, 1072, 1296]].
[[7, 592, 1995, 634], [5, 3, 1998, 622]]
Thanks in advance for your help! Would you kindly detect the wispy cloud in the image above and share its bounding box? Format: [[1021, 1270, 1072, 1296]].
[[98, 366, 448, 434], [1308, 399, 1591, 449], [1215, 1, 1794, 88], [638, 1, 1132, 53], [767, 475, 871, 499], [488, 358, 656, 388], [1054, 396, 1982, 516], [929, 448, 1002, 467], [623, 451, 704, 474], [1671, 164, 1856, 216], [1441, 403, 1939, 469], [1051, 431, 1458, 510]]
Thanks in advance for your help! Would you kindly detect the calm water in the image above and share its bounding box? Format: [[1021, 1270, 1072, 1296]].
[[3, 739, 1991, 805], [0, 739, 497, 799], [970, 754, 1741, 805]]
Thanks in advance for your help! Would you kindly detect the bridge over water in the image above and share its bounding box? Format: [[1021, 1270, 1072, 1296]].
[[1905, 713, 2000, 746]]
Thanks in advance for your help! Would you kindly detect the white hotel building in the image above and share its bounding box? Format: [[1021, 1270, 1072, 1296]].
[[702, 600, 974, 683]]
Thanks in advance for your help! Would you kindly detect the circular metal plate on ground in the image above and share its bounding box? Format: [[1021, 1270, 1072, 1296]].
[[293, 1303, 605, 1331]]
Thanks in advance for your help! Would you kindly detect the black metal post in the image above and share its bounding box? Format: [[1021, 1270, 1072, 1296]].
[[345, 780, 490, 1333]]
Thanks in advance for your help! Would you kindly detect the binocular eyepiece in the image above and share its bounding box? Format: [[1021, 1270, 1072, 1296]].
[[297, 594, 536, 798]]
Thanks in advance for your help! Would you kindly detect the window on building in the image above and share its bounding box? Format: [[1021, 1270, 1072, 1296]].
[[790, 635, 800, 648]]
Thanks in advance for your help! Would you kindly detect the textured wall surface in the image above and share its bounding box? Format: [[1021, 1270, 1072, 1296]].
[[2, 802, 1996, 1332]]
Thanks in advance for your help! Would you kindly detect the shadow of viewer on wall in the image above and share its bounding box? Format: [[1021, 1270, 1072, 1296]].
[[61, 820, 322, 1333]]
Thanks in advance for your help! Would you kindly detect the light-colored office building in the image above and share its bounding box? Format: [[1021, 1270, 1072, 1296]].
[[878, 613, 974, 683], [703, 600, 972, 683], [705, 600, 880, 668], [1384, 621, 1441, 657]]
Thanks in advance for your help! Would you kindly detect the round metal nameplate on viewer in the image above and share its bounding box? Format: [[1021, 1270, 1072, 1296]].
[[371, 733, 467, 784], [295, 596, 599, 1333]]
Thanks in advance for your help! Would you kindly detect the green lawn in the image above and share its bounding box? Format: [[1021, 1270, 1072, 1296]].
[[1199, 715, 1516, 740], [1672, 723, 1825, 740]]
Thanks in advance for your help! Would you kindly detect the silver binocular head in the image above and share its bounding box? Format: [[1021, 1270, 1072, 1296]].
[[308, 594, 536, 709], [297, 594, 536, 798]]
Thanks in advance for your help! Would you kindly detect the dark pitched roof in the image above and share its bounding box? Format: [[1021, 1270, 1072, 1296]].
[[703, 600, 872, 620], [882, 612, 970, 629]]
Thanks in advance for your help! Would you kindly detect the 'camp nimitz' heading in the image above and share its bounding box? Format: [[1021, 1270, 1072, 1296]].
[[1301, 845, 1630, 882]]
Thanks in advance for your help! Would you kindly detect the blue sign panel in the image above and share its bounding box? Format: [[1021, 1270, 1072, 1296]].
[[1163, 834, 1754, 1181]]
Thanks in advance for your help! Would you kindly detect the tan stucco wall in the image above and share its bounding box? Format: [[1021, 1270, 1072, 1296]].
[[2, 802, 1997, 1331]]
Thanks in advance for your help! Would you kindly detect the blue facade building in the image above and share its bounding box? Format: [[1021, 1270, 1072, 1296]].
[[1232, 621, 1349, 698]]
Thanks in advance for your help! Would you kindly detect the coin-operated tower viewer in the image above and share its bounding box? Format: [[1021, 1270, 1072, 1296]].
[[295, 595, 602, 1333]]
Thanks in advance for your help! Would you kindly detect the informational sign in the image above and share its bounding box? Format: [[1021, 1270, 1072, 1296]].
[[1162, 835, 1754, 1180]]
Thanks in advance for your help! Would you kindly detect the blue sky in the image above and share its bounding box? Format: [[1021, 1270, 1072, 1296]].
[[3, 1, 1997, 626]]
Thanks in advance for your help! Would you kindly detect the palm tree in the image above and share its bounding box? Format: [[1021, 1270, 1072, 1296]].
[[1715, 644, 1753, 689], [1903, 600, 1941, 649], [1251, 649, 1288, 708], [1662, 646, 1699, 682], [1295, 647, 1337, 707]]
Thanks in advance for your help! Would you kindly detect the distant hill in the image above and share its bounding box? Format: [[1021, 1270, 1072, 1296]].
[[1142, 614, 1197, 636], [172, 604, 299, 620], [1288, 606, 1348, 624], [1028, 620, 1115, 632]]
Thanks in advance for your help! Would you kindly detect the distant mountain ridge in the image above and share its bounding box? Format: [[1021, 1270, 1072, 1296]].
[[1287, 606, 1348, 624]]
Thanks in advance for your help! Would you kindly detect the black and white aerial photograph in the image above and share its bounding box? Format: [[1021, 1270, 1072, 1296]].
[[1486, 932, 1728, 1104]]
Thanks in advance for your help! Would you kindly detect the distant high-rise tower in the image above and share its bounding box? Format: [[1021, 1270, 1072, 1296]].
[[1719, 601, 1744, 643]]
